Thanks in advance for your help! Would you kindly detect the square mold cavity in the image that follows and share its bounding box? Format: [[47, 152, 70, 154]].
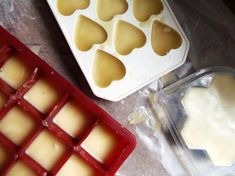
[[47, 0, 190, 101], [57, 154, 95, 176], [0, 106, 37, 146], [0, 55, 32, 90], [23, 78, 62, 114], [6, 161, 37, 176], [25, 130, 67, 171], [53, 100, 95, 138], [81, 124, 125, 165], [0, 26, 136, 176]]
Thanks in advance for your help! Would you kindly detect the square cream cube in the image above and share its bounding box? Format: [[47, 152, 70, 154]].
[[24, 79, 61, 114], [6, 161, 37, 176], [0, 106, 36, 145], [81, 124, 118, 163], [0, 56, 31, 89], [53, 101, 92, 137], [57, 154, 95, 176], [26, 130, 66, 171]]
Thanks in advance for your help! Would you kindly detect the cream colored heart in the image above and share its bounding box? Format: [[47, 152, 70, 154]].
[[57, 0, 90, 16], [75, 15, 107, 51], [97, 0, 128, 21], [133, 0, 163, 22], [93, 50, 126, 88], [151, 20, 182, 56], [114, 20, 146, 55]]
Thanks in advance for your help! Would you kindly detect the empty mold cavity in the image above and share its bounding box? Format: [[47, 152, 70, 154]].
[[114, 20, 146, 55], [97, 0, 128, 21], [181, 75, 235, 166], [53, 100, 95, 138], [57, 154, 95, 176], [0, 106, 37, 145], [81, 124, 119, 163], [75, 15, 107, 51], [93, 49, 126, 88], [23, 78, 62, 114], [26, 130, 67, 171], [57, 0, 90, 16], [0, 144, 10, 170], [0, 55, 31, 90], [151, 20, 182, 56], [133, 0, 163, 22], [6, 161, 37, 176], [0, 91, 7, 110]]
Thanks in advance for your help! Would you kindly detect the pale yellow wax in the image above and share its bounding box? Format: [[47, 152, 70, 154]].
[[0, 56, 31, 89], [24, 79, 61, 114], [81, 125, 117, 163], [0, 106, 36, 145], [26, 130, 66, 171], [57, 154, 95, 176]]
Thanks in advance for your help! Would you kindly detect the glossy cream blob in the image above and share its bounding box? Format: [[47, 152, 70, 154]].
[[75, 15, 107, 51], [151, 20, 182, 56], [97, 0, 128, 21], [93, 49, 126, 88], [0, 106, 36, 145], [0, 56, 31, 89], [181, 75, 235, 166]]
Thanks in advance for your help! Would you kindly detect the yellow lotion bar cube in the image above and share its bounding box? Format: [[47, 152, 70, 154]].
[[0, 106, 36, 145], [26, 130, 66, 171], [57, 155, 95, 176], [24, 79, 61, 114], [81, 125, 118, 163], [0, 144, 9, 169], [53, 101, 91, 138], [6, 161, 37, 176], [0, 56, 31, 89]]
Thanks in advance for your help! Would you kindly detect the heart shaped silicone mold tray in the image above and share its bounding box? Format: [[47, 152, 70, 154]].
[[47, 0, 189, 101]]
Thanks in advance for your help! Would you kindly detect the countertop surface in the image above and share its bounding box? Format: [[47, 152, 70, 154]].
[[0, 0, 235, 175]]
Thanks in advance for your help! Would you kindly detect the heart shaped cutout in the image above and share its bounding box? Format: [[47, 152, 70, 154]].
[[75, 15, 107, 51], [97, 0, 128, 21], [114, 20, 146, 55], [93, 50, 126, 88], [57, 0, 90, 16], [133, 0, 163, 22], [151, 20, 182, 56]]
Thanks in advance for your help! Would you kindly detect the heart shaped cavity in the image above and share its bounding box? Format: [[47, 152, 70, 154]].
[[93, 50, 126, 88], [97, 0, 128, 21], [75, 15, 107, 51], [133, 0, 163, 22], [151, 20, 182, 56], [114, 20, 146, 55], [57, 0, 90, 16]]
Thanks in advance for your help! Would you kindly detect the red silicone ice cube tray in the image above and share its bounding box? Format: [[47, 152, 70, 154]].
[[0, 26, 136, 176]]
